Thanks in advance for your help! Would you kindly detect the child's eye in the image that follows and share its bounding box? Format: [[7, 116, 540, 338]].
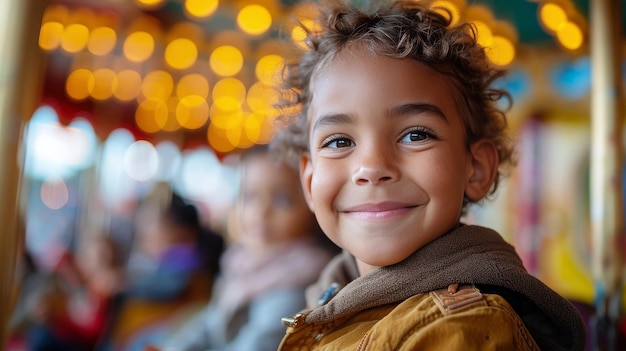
[[321, 135, 354, 149], [399, 127, 437, 143]]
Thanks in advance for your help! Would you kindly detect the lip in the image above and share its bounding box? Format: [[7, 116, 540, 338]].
[[341, 201, 418, 219]]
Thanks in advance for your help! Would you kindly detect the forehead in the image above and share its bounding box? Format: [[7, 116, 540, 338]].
[[308, 48, 465, 125]]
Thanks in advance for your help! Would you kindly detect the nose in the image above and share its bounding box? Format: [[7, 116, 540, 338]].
[[351, 149, 399, 185]]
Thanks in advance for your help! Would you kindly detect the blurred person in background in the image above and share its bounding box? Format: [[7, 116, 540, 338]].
[[125, 195, 208, 301], [105, 193, 222, 351], [21, 234, 124, 351], [154, 145, 339, 351]]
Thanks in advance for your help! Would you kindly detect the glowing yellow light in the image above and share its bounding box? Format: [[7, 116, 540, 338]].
[[142, 70, 174, 100], [185, 0, 219, 19], [61, 23, 89, 53], [43, 4, 69, 24], [136, 98, 168, 133], [255, 54, 284, 86], [539, 2, 568, 33], [124, 31, 154, 62], [212, 77, 246, 103], [210, 102, 243, 129], [39, 22, 63, 51], [291, 19, 320, 49], [557, 21, 583, 50], [485, 36, 516, 66], [209, 45, 244, 77], [162, 97, 181, 132], [114, 70, 142, 101], [208, 123, 237, 153], [90, 68, 117, 101], [165, 38, 198, 70], [177, 95, 209, 129], [247, 82, 279, 112], [472, 20, 493, 48], [87, 26, 117, 56], [135, 0, 165, 7], [245, 112, 275, 145], [177, 74, 209, 99], [237, 4, 272, 36], [66, 68, 93, 101], [431, 0, 461, 26]]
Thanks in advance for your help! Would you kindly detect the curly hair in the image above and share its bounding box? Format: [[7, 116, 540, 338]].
[[272, 0, 515, 204]]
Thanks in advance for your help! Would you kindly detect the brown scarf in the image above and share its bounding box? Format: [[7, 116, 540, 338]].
[[304, 224, 586, 351]]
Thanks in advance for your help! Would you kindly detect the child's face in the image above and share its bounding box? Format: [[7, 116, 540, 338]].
[[240, 153, 316, 250], [300, 49, 490, 274]]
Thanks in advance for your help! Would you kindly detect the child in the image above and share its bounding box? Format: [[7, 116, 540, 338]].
[[158, 145, 337, 351], [271, 0, 587, 350], [25, 234, 124, 351]]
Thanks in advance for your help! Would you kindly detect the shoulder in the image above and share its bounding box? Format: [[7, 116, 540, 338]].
[[362, 284, 540, 351]]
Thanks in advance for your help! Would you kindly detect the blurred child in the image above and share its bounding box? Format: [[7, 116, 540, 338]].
[[125, 195, 206, 300], [25, 234, 124, 351], [158, 145, 337, 351], [271, 1, 586, 350]]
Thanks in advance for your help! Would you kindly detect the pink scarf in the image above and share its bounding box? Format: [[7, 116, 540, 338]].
[[213, 237, 334, 317]]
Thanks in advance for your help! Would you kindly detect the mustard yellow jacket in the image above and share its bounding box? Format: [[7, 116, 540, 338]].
[[278, 225, 586, 351], [280, 284, 539, 350]]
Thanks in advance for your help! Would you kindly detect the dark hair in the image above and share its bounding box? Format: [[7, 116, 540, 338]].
[[166, 193, 200, 231], [272, 0, 515, 207]]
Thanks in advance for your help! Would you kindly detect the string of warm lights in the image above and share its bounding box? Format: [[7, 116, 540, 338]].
[[39, 0, 580, 153], [38, 0, 299, 152], [535, 0, 587, 51]]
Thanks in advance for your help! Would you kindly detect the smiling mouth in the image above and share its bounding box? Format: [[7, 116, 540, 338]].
[[342, 202, 418, 219]]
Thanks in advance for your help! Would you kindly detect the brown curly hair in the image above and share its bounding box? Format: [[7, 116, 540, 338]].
[[272, 0, 515, 205]]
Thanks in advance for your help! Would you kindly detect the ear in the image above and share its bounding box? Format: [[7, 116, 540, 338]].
[[299, 153, 315, 211], [465, 139, 499, 202]]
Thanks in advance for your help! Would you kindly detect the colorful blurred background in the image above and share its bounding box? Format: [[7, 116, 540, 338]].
[[0, 0, 624, 350]]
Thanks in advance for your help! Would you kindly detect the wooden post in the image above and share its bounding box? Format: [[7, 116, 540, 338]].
[[589, 0, 624, 348], [0, 0, 47, 348]]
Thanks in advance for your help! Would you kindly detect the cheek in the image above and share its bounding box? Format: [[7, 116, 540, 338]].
[[309, 163, 340, 209]]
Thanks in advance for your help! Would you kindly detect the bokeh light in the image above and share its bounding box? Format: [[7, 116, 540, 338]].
[[177, 73, 210, 100], [124, 31, 155, 62], [87, 26, 116, 56], [141, 70, 174, 101], [177, 95, 209, 129], [113, 69, 142, 101], [212, 77, 246, 106], [255, 54, 284, 86], [124, 140, 159, 182], [184, 0, 219, 19], [237, 4, 272, 36], [165, 38, 198, 70], [61, 23, 89, 53], [539, 2, 568, 33], [209, 45, 244, 77], [136, 98, 168, 133], [472, 20, 493, 48], [556, 21, 583, 50], [41, 177, 69, 210], [39, 21, 64, 51], [208, 123, 237, 153], [247, 82, 279, 113], [66, 68, 93, 101], [430, 0, 462, 26], [90, 68, 117, 101], [486, 36, 516, 67]]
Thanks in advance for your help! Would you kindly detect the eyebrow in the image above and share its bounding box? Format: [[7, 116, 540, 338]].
[[312, 113, 353, 132], [311, 102, 449, 132], [389, 103, 449, 123]]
